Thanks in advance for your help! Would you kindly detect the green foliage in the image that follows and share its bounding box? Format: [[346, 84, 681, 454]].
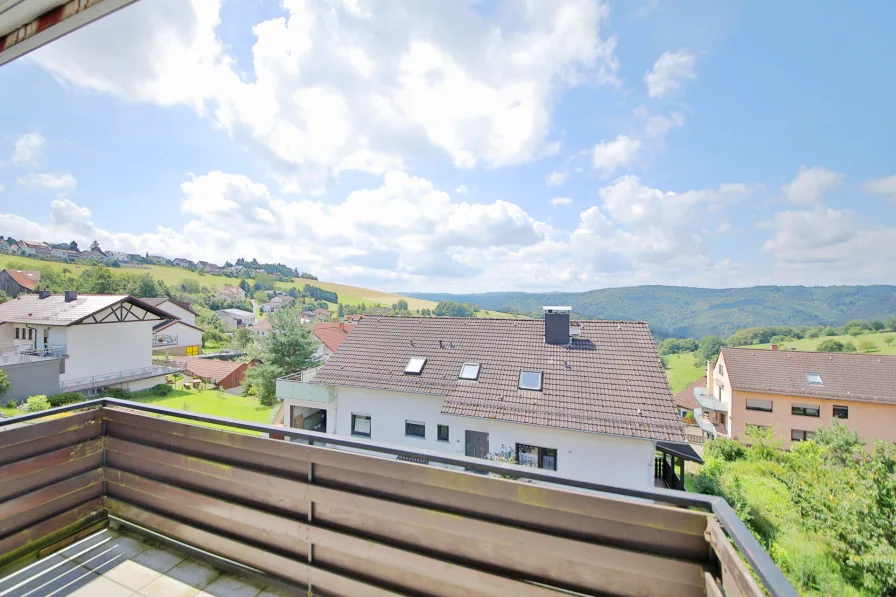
[[3, 400, 15, 409], [243, 307, 320, 406], [47, 391, 86, 408], [0, 289, 10, 304], [856, 339, 877, 352], [304, 284, 338, 303], [239, 278, 251, 293], [0, 369, 9, 398], [102, 387, 131, 399], [434, 300, 475, 317], [817, 339, 845, 352], [659, 337, 698, 355], [195, 306, 226, 333], [843, 341, 857, 352], [703, 437, 747, 462], [337, 303, 345, 317], [695, 335, 723, 363], [22, 395, 50, 412], [253, 290, 269, 303], [884, 334, 895, 346], [179, 278, 202, 294], [392, 299, 409, 311], [233, 326, 255, 349], [202, 328, 227, 347], [253, 273, 278, 291], [287, 287, 299, 299]]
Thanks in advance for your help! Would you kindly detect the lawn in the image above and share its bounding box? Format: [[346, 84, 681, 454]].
[[128, 388, 276, 435], [748, 331, 896, 354], [1, 254, 517, 317], [664, 351, 705, 394]]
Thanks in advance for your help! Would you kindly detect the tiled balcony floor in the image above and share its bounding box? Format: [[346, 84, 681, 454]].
[[0, 527, 296, 597]]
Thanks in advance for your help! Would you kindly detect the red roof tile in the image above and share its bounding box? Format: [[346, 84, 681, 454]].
[[312, 322, 351, 352], [5, 269, 40, 290], [674, 377, 705, 411], [172, 358, 247, 383]]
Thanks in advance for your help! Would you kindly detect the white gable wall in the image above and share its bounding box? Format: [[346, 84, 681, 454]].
[[63, 320, 155, 382], [157, 301, 196, 326], [330, 386, 655, 490]]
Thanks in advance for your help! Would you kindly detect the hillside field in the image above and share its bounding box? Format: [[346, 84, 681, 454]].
[[664, 352, 706, 394], [0, 255, 515, 318]]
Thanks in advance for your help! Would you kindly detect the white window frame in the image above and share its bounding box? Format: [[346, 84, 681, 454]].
[[519, 370, 543, 391], [404, 357, 427, 375], [459, 363, 481, 380], [805, 372, 823, 385]]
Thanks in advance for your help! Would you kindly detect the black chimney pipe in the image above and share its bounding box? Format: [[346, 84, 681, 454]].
[[543, 306, 571, 345], [64, 290, 78, 303]]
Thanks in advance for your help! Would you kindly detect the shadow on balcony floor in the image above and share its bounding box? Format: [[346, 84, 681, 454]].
[[0, 527, 294, 597]]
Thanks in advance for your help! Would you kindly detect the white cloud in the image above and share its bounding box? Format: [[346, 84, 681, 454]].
[[551, 197, 573, 207], [761, 207, 896, 283], [11, 133, 45, 166], [31, 0, 620, 193], [17, 173, 77, 188], [780, 165, 844, 204], [455, 184, 468, 194], [863, 175, 896, 202], [592, 135, 641, 177], [644, 50, 696, 98], [547, 170, 568, 186]]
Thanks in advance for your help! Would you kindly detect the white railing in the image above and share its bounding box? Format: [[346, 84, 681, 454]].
[[152, 334, 179, 346], [276, 368, 332, 403], [60, 364, 183, 392], [0, 344, 66, 366]]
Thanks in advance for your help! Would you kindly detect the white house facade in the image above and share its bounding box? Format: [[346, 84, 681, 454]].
[[277, 311, 688, 491], [218, 308, 255, 329]]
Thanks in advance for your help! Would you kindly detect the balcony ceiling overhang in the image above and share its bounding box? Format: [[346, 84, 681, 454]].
[[0, 0, 139, 67]]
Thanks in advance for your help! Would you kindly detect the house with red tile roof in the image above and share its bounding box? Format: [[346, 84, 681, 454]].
[[172, 357, 251, 390], [310, 322, 352, 361], [0, 269, 41, 298]]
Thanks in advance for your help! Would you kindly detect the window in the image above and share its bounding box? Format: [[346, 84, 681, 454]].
[[745, 398, 773, 412], [792, 404, 820, 417], [515, 444, 557, 471], [404, 357, 427, 375], [437, 424, 449, 442], [719, 365, 725, 377], [351, 414, 371, 437], [459, 363, 481, 380], [833, 405, 849, 419], [518, 370, 543, 391], [806, 373, 823, 385], [405, 420, 425, 438], [791, 429, 816, 442], [14, 328, 19, 340]]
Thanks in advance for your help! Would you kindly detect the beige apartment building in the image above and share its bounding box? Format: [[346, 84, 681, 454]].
[[702, 347, 896, 448]]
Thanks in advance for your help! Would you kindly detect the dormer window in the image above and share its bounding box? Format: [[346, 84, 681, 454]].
[[519, 370, 543, 391], [459, 363, 481, 380], [404, 357, 427, 374]]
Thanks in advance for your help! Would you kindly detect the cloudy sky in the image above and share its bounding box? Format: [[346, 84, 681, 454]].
[[1, 0, 894, 292]]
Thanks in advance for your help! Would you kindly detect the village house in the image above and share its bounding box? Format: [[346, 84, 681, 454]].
[[147, 255, 168, 265], [0, 269, 40, 298], [17, 240, 50, 257], [259, 294, 292, 313], [141, 298, 203, 357], [172, 258, 194, 268], [50, 247, 78, 261], [198, 261, 222, 274], [249, 318, 272, 337], [171, 357, 251, 390], [0, 292, 180, 396], [704, 347, 896, 448], [106, 251, 130, 263], [0, 238, 9, 252], [216, 285, 246, 302], [217, 308, 256, 329], [276, 308, 691, 490], [309, 321, 352, 362]]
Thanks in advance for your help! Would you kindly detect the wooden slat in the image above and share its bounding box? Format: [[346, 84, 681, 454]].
[[0, 499, 105, 568], [312, 452, 710, 561], [0, 469, 103, 536], [105, 498, 408, 597], [103, 410, 311, 480], [105, 468, 308, 558], [311, 484, 705, 597], [0, 412, 103, 465], [104, 437, 308, 516], [0, 439, 103, 501], [707, 518, 764, 597], [704, 572, 725, 597]]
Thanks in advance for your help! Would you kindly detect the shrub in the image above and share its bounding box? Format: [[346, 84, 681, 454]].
[[148, 383, 171, 396], [816, 339, 844, 352], [843, 341, 857, 352], [22, 395, 50, 412], [856, 339, 877, 352], [102, 387, 131, 398], [704, 438, 747, 462], [0, 369, 9, 398], [47, 391, 86, 408], [3, 400, 17, 409]]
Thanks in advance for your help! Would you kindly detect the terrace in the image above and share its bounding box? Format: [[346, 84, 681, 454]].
[[0, 399, 798, 597], [0, 343, 66, 366]]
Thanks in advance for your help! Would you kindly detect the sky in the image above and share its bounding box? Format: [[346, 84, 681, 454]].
[[1, 0, 895, 293]]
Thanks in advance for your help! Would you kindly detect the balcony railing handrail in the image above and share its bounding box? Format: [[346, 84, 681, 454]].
[[0, 342, 66, 355], [0, 398, 798, 597], [59, 365, 183, 390]]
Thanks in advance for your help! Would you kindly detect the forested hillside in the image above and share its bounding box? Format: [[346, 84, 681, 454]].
[[407, 285, 896, 338]]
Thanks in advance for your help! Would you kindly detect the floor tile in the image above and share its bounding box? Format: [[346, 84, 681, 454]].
[[0, 558, 91, 597], [66, 574, 133, 597], [138, 574, 201, 597], [70, 532, 153, 572], [129, 545, 186, 574], [257, 585, 302, 596], [165, 558, 221, 589], [102, 560, 164, 592], [195, 574, 266, 597]]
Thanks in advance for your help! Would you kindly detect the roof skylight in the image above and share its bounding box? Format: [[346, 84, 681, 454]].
[[519, 370, 543, 391], [806, 372, 823, 385], [459, 363, 481, 380], [404, 357, 427, 375]]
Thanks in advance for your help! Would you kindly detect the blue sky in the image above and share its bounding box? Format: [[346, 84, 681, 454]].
[[1, 0, 894, 292]]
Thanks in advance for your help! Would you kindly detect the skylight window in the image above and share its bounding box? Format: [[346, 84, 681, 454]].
[[806, 372, 823, 385], [519, 370, 543, 391], [404, 357, 427, 374], [459, 363, 481, 380]]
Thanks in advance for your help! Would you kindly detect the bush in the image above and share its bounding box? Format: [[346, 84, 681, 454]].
[[856, 339, 877, 352], [816, 339, 844, 352], [47, 391, 86, 408], [102, 387, 131, 398], [3, 400, 16, 409], [843, 341, 857, 352], [0, 369, 9, 398], [148, 383, 171, 396], [704, 437, 747, 462], [22, 395, 50, 412]]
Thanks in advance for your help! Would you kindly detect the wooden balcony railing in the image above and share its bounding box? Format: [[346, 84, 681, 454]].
[[0, 399, 799, 597]]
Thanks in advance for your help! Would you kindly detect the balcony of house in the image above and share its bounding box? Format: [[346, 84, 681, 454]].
[[0, 399, 797, 597], [0, 342, 66, 366], [695, 387, 728, 412], [275, 367, 333, 403], [59, 364, 183, 393], [152, 333, 179, 347]]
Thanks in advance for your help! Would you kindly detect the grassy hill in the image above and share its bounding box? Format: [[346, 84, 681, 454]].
[[408, 285, 896, 338], [0, 255, 514, 318]]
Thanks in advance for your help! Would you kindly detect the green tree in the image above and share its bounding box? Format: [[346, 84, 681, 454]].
[[884, 334, 894, 347], [856, 339, 878, 352], [239, 279, 251, 294], [816, 339, 844, 352], [179, 278, 202, 294], [253, 273, 277, 291], [287, 287, 299, 299], [195, 306, 226, 332], [813, 420, 865, 466], [253, 290, 269, 303], [243, 307, 319, 405], [0, 370, 9, 398], [843, 341, 857, 352], [868, 320, 886, 331], [79, 267, 118, 294], [233, 326, 255, 350], [695, 336, 723, 363], [0, 290, 10, 304], [134, 274, 159, 298], [392, 299, 409, 311], [90, 240, 102, 253], [337, 303, 345, 318]]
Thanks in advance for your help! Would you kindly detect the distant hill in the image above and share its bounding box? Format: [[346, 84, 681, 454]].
[[406, 285, 896, 338]]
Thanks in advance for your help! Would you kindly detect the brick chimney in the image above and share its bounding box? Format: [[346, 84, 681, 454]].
[[771, 344, 778, 350]]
